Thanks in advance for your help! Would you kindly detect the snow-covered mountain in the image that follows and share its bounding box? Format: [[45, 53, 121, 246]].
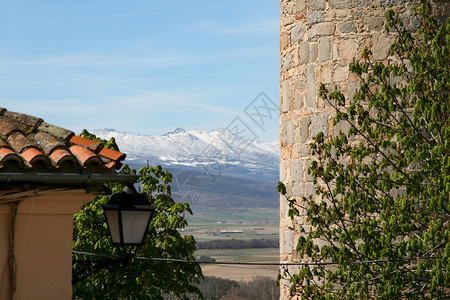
[[92, 128, 279, 182]]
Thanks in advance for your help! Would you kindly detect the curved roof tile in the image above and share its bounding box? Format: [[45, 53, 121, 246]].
[[0, 116, 19, 139], [0, 148, 22, 165], [49, 149, 77, 167], [21, 147, 49, 167], [0, 108, 127, 173], [0, 137, 9, 148], [33, 132, 64, 155], [69, 145, 102, 167], [70, 135, 102, 152], [7, 131, 34, 153], [99, 147, 126, 162]]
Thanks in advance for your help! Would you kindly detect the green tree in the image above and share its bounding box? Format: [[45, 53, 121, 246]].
[[72, 130, 203, 299], [278, 1, 449, 299]]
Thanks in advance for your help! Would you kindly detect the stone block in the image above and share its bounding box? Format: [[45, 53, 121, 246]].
[[291, 24, 306, 44], [309, 0, 326, 10], [319, 37, 331, 62], [373, 33, 393, 61], [334, 119, 351, 136], [286, 1, 295, 14], [280, 227, 285, 254], [282, 80, 290, 113], [285, 229, 294, 254], [329, 0, 352, 9], [400, 10, 421, 32], [295, 81, 306, 90], [305, 182, 315, 196], [348, 82, 360, 102], [280, 159, 286, 181], [308, 22, 335, 39], [294, 90, 303, 110], [310, 114, 328, 138], [286, 120, 296, 145], [285, 181, 293, 198], [283, 52, 293, 71], [299, 41, 310, 64], [306, 12, 324, 25], [282, 16, 294, 27], [355, 0, 371, 6], [296, 0, 306, 12], [282, 124, 288, 146], [338, 39, 359, 61], [297, 145, 309, 157], [306, 65, 316, 108], [338, 21, 357, 33], [280, 31, 289, 50], [364, 17, 384, 31], [293, 181, 302, 196], [334, 66, 348, 82], [332, 42, 339, 61], [304, 160, 314, 181], [310, 42, 318, 62], [321, 65, 332, 84], [290, 159, 304, 181], [376, 0, 407, 7], [299, 115, 310, 143]]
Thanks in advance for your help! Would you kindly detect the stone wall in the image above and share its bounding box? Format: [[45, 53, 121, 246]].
[[279, 0, 448, 298]]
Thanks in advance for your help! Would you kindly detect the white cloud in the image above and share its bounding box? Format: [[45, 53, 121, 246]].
[[186, 19, 278, 35], [0, 52, 200, 68]]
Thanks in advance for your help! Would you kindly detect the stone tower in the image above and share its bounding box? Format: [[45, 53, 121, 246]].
[[279, 0, 448, 298]]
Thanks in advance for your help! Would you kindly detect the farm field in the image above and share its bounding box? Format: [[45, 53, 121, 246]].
[[201, 264, 279, 282], [186, 207, 279, 223], [182, 208, 280, 281], [183, 207, 279, 241]]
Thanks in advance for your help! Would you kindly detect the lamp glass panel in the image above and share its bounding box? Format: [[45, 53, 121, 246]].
[[104, 210, 121, 243], [120, 210, 152, 244]]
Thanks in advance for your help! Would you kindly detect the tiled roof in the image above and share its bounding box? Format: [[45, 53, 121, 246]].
[[0, 108, 126, 173]]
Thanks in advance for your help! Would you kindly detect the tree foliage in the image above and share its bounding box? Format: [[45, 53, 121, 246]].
[[279, 1, 449, 299], [192, 276, 280, 300], [196, 238, 278, 250], [72, 130, 203, 299]]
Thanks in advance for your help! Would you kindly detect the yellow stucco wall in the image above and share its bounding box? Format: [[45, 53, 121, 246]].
[[0, 188, 94, 299]]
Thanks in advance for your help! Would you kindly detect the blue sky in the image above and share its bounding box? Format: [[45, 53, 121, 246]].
[[0, 1, 279, 141]]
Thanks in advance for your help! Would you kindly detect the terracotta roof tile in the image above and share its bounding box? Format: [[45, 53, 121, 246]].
[[70, 135, 103, 152], [3, 111, 42, 135], [69, 145, 102, 167], [105, 161, 117, 169], [32, 132, 64, 155], [37, 122, 74, 141], [0, 116, 19, 140], [49, 148, 77, 167], [0, 108, 127, 174], [0, 137, 9, 148], [0, 148, 22, 165], [99, 147, 126, 161], [7, 131, 34, 153], [21, 147, 49, 167], [3, 111, 42, 129]]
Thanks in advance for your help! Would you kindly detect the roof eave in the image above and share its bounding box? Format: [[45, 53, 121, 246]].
[[0, 172, 140, 186]]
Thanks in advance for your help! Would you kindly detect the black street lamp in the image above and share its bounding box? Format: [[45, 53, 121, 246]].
[[103, 183, 155, 246]]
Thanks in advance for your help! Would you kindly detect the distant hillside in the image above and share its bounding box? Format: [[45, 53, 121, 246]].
[[167, 167, 279, 210]]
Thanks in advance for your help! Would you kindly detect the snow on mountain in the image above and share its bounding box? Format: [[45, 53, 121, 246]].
[[92, 128, 279, 181]]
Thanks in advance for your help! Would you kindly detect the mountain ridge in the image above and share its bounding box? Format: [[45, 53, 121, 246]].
[[92, 128, 279, 182]]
